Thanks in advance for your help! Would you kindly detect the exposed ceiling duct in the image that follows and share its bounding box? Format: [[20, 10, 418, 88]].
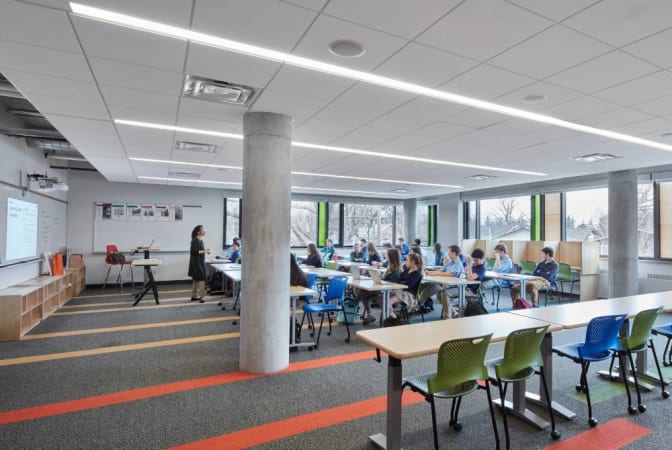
[[0, 80, 24, 99]]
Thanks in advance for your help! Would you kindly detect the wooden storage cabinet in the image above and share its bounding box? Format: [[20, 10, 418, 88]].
[[66, 266, 86, 295]]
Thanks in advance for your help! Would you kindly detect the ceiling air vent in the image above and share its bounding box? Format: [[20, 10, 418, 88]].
[[468, 174, 497, 181], [573, 153, 620, 163], [183, 75, 258, 106], [175, 140, 218, 153], [168, 171, 202, 179]]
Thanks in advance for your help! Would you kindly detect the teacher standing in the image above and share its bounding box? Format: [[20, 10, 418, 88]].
[[188, 225, 210, 303]]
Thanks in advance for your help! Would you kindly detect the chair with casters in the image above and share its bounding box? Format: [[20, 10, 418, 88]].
[[102, 244, 134, 289], [487, 325, 560, 449], [519, 261, 536, 275], [556, 263, 576, 299], [402, 333, 500, 450], [552, 313, 627, 427], [608, 307, 670, 415], [301, 277, 350, 348], [652, 322, 672, 366]]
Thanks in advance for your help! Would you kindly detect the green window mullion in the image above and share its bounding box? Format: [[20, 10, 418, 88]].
[[531, 195, 541, 240], [317, 202, 327, 247]]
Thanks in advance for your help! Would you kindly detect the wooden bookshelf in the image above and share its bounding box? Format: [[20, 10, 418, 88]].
[[66, 266, 86, 295]]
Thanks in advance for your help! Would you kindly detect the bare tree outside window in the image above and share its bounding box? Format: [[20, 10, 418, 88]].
[[225, 198, 240, 245], [343, 204, 394, 245], [479, 196, 530, 240], [328, 203, 340, 245], [416, 206, 428, 246], [638, 183, 654, 257], [290, 201, 317, 247], [566, 188, 608, 254]]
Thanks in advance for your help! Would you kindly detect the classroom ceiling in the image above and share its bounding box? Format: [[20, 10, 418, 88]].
[[3, 0, 672, 198]]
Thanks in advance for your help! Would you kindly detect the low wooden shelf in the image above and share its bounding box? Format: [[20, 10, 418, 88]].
[[67, 266, 86, 295]]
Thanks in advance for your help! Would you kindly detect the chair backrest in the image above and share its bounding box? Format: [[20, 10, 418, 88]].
[[305, 273, 318, 289], [326, 261, 338, 270], [324, 277, 347, 304], [520, 260, 536, 275], [557, 263, 573, 281], [485, 257, 495, 270], [427, 333, 492, 395], [105, 244, 119, 265], [579, 314, 627, 359], [496, 325, 549, 381], [624, 307, 663, 350]]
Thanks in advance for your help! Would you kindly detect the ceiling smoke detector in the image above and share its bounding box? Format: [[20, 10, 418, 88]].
[[328, 40, 366, 58], [468, 174, 497, 181], [183, 75, 258, 106], [175, 140, 218, 153], [523, 94, 547, 103], [573, 153, 620, 163]]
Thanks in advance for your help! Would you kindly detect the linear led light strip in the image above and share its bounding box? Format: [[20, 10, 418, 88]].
[[117, 119, 543, 176], [72, 3, 672, 155], [129, 157, 462, 188], [137, 176, 408, 196]]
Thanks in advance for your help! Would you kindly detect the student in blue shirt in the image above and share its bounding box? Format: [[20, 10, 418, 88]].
[[349, 243, 364, 262], [321, 238, 335, 261], [481, 243, 513, 290], [360, 238, 368, 262], [398, 237, 410, 259], [425, 245, 463, 319], [229, 243, 241, 264]]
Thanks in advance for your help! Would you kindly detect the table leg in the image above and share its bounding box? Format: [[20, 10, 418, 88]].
[[458, 285, 465, 317], [520, 279, 526, 302], [147, 267, 159, 304], [370, 356, 403, 450], [379, 291, 390, 327]]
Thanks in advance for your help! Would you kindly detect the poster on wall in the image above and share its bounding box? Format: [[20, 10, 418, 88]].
[[126, 203, 142, 221], [141, 204, 155, 221], [156, 204, 170, 221], [111, 203, 126, 220], [174, 205, 183, 221], [102, 203, 112, 219]]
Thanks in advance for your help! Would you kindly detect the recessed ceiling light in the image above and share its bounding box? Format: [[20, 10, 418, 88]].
[[394, 188, 408, 193], [328, 40, 365, 58], [573, 153, 620, 163], [175, 140, 218, 153], [468, 174, 497, 181], [70, 3, 672, 155], [523, 94, 547, 104]]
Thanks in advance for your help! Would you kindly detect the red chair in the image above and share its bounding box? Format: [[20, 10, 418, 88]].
[[103, 244, 134, 289]]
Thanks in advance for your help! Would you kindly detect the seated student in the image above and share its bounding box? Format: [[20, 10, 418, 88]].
[[398, 237, 410, 260], [380, 242, 393, 268], [388, 252, 423, 318], [229, 243, 241, 264], [366, 242, 382, 266], [321, 238, 336, 261], [413, 238, 422, 248], [290, 253, 308, 287], [360, 238, 368, 261], [465, 248, 487, 296], [301, 243, 323, 268], [481, 243, 514, 290], [425, 244, 463, 319], [359, 248, 402, 324], [510, 247, 559, 307], [349, 242, 365, 262], [409, 245, 426, 271], [432, 243, 446, 266]]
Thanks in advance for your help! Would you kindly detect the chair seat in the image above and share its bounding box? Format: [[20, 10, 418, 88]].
[[653, 324, 672, 337], [303, 303, 339, 314], [614, 337, 648, 353], [403, 372, 479, 399], [485, 358, 536, 383], [553, 343, 612, 362]]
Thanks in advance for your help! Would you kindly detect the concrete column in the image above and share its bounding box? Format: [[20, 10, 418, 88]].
[[240, 112, 292, 373], [403, 199, 417, 243], [608, 170, 639, 298]]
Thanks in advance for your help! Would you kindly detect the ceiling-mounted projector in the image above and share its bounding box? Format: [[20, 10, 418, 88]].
[[26, 172, 69, 192]]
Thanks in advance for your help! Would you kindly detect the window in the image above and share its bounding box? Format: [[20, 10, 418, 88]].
[[565, 188, 608, 254], [467, 201, 477, 239], [661, 182, 672, 259], [224, 198, 240, 246], [290, 201, 317, 247], [343, 204, 394, 245], [395, 205, 404, 243], [328, 203, 341, 246], [479, 196, 531, 240], [416, 205, 428, 246], [638, 183, 654, 257]]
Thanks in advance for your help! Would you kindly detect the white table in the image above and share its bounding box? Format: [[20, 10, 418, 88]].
[[348, 278, 407, 327], [485, 271, 545, 301], [211, 263, 241, 272], [290, 285, 318, 350], [421, 275, 480, 316]]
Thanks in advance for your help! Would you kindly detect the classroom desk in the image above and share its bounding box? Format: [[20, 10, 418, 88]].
[[337, 261, 368, 269], [221, 270, 242, 311], [210, 263, 241, 272], [303, 268, 348, 299], [485, 271, 544, 300], [357, 313, 561, 450], [131, 259, 160, 306], [290, 285, 318, 350], [133, 246, 160, 259], [347, 278, 407, 327], [508, 291, 672, 418], [421, 275, 480, 316]]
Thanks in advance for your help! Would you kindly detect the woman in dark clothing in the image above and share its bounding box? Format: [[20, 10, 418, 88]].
[[366, 242, 381, 266], [359, 248, 402, 325], [290, 253, 308, 287], [301, 243, 323, 268], [389, 252, 423, 318], [188, 225, 210, 302]]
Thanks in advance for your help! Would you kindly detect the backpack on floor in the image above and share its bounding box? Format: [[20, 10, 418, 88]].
[[336, 296, 359, 324], [421, 297, 434, 314], [513, 297, 533, 310], [464, 298, 489, 316]]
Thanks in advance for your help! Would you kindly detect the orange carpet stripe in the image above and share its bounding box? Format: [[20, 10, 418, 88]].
[[170, 392, 424, 450], [545, 418, 652, 450], [0, 350, 377, 425]]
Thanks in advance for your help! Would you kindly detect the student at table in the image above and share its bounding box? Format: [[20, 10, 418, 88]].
[[320, 238, 335, 261], [349, 242, 365, 262], [380, 242, 393, 268], [301, 243, 323, 268], [409, 246, 425, 271], [388, 252, 423, 319], [412, 238, 422, 248], [481, 243, 513, 290], [366, 242, 382, 266], [465, 248, 487, 295], [426, 244, 464, 319], [432, 242, 446, 266], [229, 242, 241, 264], [358, 248, 403, 325], [398, 237, 410, 259], [360, 238, 368, 261], [188, 225, 210, 303], [290, 253, 308, 287], [510, 246, 558, 306]]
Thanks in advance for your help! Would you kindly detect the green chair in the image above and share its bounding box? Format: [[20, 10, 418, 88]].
[[520, 260, 536, 275], [556, 263, 575, 299], [402, 333, 499, 450], [609, 307, 670, 414], [326, 261, 338, 270], [487, 325, 560, 448], [486, 257, 495, 271]]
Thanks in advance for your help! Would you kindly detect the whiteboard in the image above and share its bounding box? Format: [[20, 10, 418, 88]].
[[92, 203, 210, 253], [0, 183, 67, 267]]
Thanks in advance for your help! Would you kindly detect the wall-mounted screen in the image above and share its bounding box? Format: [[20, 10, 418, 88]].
[[6, 197, 38, 262]]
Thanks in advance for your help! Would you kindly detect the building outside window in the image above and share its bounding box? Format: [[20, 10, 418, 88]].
[[565, 188, 608, 254], [479, 196, 530, 240]]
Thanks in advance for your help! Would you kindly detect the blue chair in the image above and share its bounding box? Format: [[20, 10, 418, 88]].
[[302, 277, 350, 348], [552, 313, 627, 427], [541, 280, 560, 306]]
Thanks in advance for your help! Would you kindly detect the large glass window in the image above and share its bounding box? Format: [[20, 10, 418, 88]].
[[328, 203, 341, 246], [467, 201, 477, 239], [661, 182, 672, 259], [395, 205, 404, 244], [479, 196, 531, 240], [416, 205, 428, 246], [565, 188, 608, 254], [290, 201, 317, 247], [343, 204, 394, 245], [225, 198, 240, 245], [638, 183, 654, 257]]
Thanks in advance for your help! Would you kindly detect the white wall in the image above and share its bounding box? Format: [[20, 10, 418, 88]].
[[66, 171, 225, 284], [436, 193, 461, 246]]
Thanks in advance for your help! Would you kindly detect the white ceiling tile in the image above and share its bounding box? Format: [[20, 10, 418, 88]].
[[323, 0, 463, 39], [293, 119, 353, 142], [445, 108, 508, 129], [88, 57, 184, 96], [185, 44, 282, 89], [365, 109, 435, 134], [338, 126, 397, 147], [546, 50, 659, 94], [581, 108, 655, 129], [505, 0, 600, 22], [374, 42, 477, 87], [495, 81, 582, 111], [308, 102, 386, 130], [116, 126, 174, 150], [593, 71, 672, 106], [489, 25, 611, 79], [249, 89, 326, 119], [71, 16, 187, 72], [280, 0, 328, 11], [43, 114, 115, 136], [178, 97, 247, 123], [412, 122, 474, 139], [2, 70, 102, 103], [392, 97, 467, 122], [175, 116, 241, 133], [617, 118, 672, 137], [292, 14, 407, 71], [129, 161, 170, 177], [548, 96, 619, 121], [632, 96, 672, 117], [265, 65, 355, 102], [107, 105, 176, 123], [26, 92, 110, 120], [335, 83, 416, 111], [564, 0, 672, 47], [416, 0, 552, 61], [192, 0, 316, 52], [99, 85, 179, 114], [440, 64, 535, 100], [0, 40, 92, 81], [622, 28, 672, 69], [0, 1, 80, 51], [125, 145, 172, 159]]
